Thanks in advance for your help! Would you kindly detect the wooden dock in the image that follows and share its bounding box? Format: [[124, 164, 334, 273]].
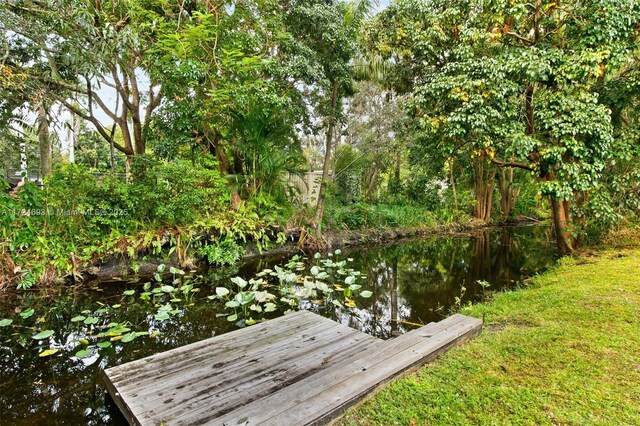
[[103, 310, 482, 426]]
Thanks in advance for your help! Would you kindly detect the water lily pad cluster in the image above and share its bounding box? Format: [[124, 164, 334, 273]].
[[0, 264, 193, 361], [210, 250, 372, 325]]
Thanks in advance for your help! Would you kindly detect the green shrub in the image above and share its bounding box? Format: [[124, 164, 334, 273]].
[[198, 239, 246, 266]]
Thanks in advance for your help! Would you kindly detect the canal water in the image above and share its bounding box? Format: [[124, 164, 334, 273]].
[[0, 225, 557, 425]]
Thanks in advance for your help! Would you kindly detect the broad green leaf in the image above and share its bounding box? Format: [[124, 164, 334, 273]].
[[155, 313, 170, 321], [32, 330, 55, 340], [39, 348, 59, 357], [231, 277, 248, 288], [83, 317, 99, 325], [75, 349, 92, 358], [227, 314, 238, 322], [123, 290, 135, 296], [0, 319, 13, 327], [20, 308, 35, 319], [360, 290, 373, 298], [97, 341, 112, 349], [70, 315, 86, 323], [216, 287, 230, 297], [121, 333, 137, 343]]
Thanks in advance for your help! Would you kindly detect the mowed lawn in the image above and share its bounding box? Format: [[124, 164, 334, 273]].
[[342, 250, 640, 425]]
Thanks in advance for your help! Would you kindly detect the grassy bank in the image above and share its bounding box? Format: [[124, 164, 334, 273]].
[[342, 249, 640, 425]]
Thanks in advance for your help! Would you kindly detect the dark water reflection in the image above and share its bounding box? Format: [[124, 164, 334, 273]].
[[337, 225, 557, 338], [0, 225, 556, 425]]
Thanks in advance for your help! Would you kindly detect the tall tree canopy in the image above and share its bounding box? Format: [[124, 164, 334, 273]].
[[367, 0, 640, 252]]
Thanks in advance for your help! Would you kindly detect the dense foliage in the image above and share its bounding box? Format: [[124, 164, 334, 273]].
[[366, 0, 640, 251]]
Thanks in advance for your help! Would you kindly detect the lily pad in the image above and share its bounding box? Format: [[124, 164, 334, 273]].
[[19, 308, 35, 319], [121, 333, 138, 343], [39, 348, 59, 357], [31, 330, 55, 340], [83, 317, 99, 325], [75, 349, 92, 359]]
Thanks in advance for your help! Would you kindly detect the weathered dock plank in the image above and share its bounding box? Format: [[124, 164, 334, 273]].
[[104, 311, 482, 426]]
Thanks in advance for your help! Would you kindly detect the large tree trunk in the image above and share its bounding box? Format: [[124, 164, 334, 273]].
[[365, 165, 379, 200], [550, 197, 574, 254], [125, 155, 133, 181], [313, 81, 339, 237], [499, 166, 521, 220], [449, 158, 459, 210], [206, 128, 241, 210], [472, 157, 496, 222], [37, 101, 51, 179], [69, 113, 80, 164]]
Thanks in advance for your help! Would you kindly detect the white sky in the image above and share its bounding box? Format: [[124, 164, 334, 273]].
[[377, 0, 390, 12]]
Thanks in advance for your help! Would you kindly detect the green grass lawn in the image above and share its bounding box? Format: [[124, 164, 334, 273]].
[[341, 250, 640, 425]]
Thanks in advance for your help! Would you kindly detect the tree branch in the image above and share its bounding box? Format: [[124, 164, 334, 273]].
[[505, 31, 534, 45], [55, 95, 131, 155], [111, 66, 134, 112], [491, 157, 535, 171], [87, 81, 119, 122]]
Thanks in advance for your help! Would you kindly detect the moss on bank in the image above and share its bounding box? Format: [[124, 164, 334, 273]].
[[342, 249, 640, 425]]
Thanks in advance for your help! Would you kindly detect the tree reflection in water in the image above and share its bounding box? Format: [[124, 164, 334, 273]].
[[338, 225, 557, 338], [0, 225, 556, 425]]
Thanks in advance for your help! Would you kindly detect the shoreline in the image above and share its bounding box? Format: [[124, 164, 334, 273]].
[[85, 218, 517, 283]]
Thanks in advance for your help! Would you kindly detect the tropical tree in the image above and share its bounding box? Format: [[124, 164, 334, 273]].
[[147, 0, 309, 207], [340, 80, 405, 200], [277, 0, 378, 235], [0, 0, 173, 174], [367, 0, 640, 252]]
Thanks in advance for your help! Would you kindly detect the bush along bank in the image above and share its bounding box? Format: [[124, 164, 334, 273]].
[[0, 162, 290, 290], [1, 163, 530, 291]]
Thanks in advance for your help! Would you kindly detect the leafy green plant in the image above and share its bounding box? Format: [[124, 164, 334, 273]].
[[198, 239, 246, 266], [210, 250, 372, 325]]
